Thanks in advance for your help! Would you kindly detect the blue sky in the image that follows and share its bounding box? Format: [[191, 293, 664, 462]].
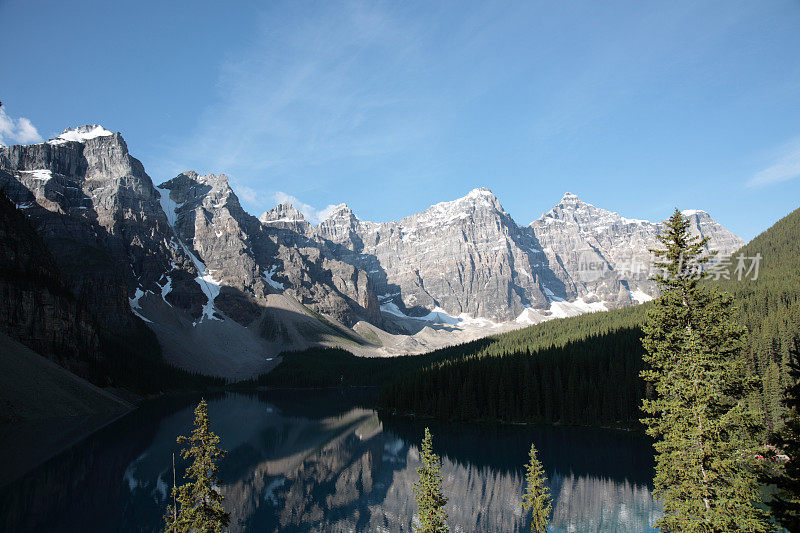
[[1, 0, 799, 239]]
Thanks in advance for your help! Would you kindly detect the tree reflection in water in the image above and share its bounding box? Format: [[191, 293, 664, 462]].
[[0, 391, 660, 532]]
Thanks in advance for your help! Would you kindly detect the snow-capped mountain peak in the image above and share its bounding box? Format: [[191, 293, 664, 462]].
[[415, 186, 505, 223], [535, 192, 647, 227], [560, 191, 581, 202], [324, 203, 357, 221], [260, 202, 307, 223], [681, 209, 708, 217], [466, 186, 496, 199], [48, 125, 114, 145]]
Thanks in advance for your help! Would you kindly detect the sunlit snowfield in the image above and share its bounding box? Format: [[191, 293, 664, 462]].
[[0, 391, 660, 532]]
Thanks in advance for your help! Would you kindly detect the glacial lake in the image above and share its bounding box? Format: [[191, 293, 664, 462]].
[[0, 390, 660, 532]]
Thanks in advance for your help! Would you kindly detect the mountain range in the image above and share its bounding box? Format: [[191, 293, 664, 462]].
[[0, 125, 744, 379]]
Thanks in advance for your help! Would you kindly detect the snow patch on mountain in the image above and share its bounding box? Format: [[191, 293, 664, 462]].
[[380, 302, 411, 319], [262, 265, 285, 290], [263, 217, 301, 224], [515, 298, 608, 325], [542, 286, 565, 301], [169, 234, 222, 324], [323, 204, 356, 222], [19, 169, 53, 181], [549, 298, 608, 317], [381, 302, 504, 329], [128, 288, 153, 323], [629, 289, 653, 304], [183, 247, 222, 324], [196, 271, 221, 324], [411, 187, 502, 228], [157, 186, 181, 228], [160, 276, 173, 304], [535, 192, 648, 227]]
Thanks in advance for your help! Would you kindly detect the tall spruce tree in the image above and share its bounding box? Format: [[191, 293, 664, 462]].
[[641, 209, 773, 532], [165, 399, 230, 533], [769, 340, 800, 530], [412, 427, 449, 532], [521, 443, 552, 532]]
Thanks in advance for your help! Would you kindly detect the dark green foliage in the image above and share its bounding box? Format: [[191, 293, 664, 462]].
[[373, 300, 650, 427], [165, 399, 230, 533], [250, 342, 493, 388], [379, 327, 646, 426], [51, 314, 225, 393], [413, 427, 449, 532], [455, 302, 648, 355], [91, 318, 225, 393], [769, 341, 800, 530], [521, 444, 551, 532], [641, 209, 772, 532], [715, 206, 800, 431]]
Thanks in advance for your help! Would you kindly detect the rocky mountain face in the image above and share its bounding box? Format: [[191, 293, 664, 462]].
[[309, 189, 557, 321], [0, 128, 384, 378], [0, 187, 98, 364], [530, 193, 745, 308], [0, 125, 746, 376], [273, 189, 743, 323], [259, 202, 313, 235], [0, 127, 239, 384], [0, 126, 201, 331], [158, 171, 381, 329], [158, 170, 268, 325], [682, 208, 746, 253]]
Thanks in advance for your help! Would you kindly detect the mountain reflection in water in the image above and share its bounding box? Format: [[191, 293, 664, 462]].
[[0, 391, 660, 532]]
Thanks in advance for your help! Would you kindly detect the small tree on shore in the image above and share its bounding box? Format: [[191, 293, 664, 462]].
[[165, 399, 229, 532], [413, 427, 449, 532], [521, 443, 551, 532]]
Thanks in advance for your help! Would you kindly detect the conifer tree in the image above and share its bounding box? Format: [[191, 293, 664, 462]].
[[412, 427, 449, 532], [641, 209, 773, 532], [521, 443, 551, 532], [769, 340, 800, 530], [165, 399, 230, 533]]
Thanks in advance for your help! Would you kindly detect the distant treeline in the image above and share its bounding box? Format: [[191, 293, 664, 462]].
[[246, 339, 493, 388], [378, 326, 646, 427], [94, 317, 227, 393], [714, 205, 800, 430], [249, 304, 646, 390]]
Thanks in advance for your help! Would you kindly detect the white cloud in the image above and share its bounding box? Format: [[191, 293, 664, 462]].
[[153, 2, 442, 183], [14, 117, 42, 143], [272, 191, 338, 224], [236, 184, 260, 204], [0, 107, 42, 145], [747, 137, 800, 188]]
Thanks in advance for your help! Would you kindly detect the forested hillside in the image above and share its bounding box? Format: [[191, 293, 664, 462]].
[[377, 206, 800, 428], [717, 206, 800, 430], [249, 342, 490, 388], [253, 304, 649, 387], [378, 327, 646, 426]]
